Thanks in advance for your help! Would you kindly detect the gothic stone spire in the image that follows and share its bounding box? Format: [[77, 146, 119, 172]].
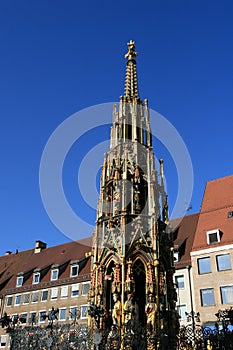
[[124, 40, 139, 100]]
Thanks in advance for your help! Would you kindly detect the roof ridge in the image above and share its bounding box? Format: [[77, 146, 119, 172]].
[[206, 173, 233, 184]]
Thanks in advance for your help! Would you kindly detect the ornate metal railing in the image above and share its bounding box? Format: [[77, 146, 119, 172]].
[[2, 307, 233, 349]]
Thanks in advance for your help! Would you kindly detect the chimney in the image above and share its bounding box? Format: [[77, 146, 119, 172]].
[[34, 240, 47, 254]]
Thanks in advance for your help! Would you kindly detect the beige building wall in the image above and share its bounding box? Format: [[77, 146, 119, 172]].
[[0, 281, 90, 349], [191, 244, 233, 326], [174, 266, 196, 326]]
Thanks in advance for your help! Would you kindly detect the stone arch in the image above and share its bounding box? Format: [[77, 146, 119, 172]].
[[104, 259, 116, 314], [132, 257, 147, 325]]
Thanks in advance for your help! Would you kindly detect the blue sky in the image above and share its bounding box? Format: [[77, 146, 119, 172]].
[[0, 1, 233, 255]]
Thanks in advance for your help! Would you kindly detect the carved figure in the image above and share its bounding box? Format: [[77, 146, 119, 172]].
[[124, 293, 135, 323], [112, 294, 121, 327], [134, 165, 140, 183], [145, 294, 157, 329]]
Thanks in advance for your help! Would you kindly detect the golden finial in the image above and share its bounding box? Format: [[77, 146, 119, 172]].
[[125, 40, 138, 61]]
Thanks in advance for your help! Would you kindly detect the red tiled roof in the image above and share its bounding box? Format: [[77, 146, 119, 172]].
[[192, 174, 233, 251], [170, 213, 199, 269], [0, 238, 92, 295]]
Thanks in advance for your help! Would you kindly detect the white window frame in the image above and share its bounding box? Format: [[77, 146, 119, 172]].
[[175, 275, 185, 289], [23, 293, 30, 304], [80, 305, 88, 319], [51, 287, 58, 300], [33, 272, 40, 284], [60, 285, 68, 299], [39, 310, 46, 323], [177, 304, 187, 320], [19, 313, 27, 324], [69, 306, 78, 321], [31, 291, 39, 303], [81, 282, 90, 296], [71, 283, 79, 297], [14, 294, 21, 305], [12, 314, 19, 324], [206, 229, 220, 245], [16, 276, 23, 287], [0, 335, 7, 348], [51, 268, 59, 281], [174, 250, 179, 263], [29, 311, 37, 325], [6, 295, 13, 307], [41, 289, 48, 302], [59, 308, 66, 321], [70, 264, 79, 277]]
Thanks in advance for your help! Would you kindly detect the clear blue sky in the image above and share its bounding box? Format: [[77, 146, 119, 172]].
[[0, 1, 232, 255]]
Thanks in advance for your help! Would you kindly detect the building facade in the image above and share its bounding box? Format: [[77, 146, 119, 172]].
[[191, 174, 233, 327], [172, 213, 199, 326], [0, 239, 91, 348]]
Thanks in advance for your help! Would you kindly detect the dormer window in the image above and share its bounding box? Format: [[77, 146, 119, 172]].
[[33, 272, 40, 284], [70, 264, 79, 277], [174, 250, 179, 263], [16, 276, 23, 287], [51, 269, 59, 281], [206, 229, 221, 245]]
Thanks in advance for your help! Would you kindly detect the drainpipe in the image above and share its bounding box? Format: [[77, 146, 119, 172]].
[[0, 294, 5, 318]]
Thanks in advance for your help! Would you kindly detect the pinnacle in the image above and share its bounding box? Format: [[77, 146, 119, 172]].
[[124, 40, 139, 99]]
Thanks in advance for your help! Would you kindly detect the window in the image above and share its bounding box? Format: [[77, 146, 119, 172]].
[[15, 295, 21, 305], [206, 229, 220, 244], [39, 311, 46, 323], [19, 313, 27, 324], [16, 276, 23, 287], [217, 254, 231, 271], [59, 308, 66, 321], [174, 250, 179, 263], [198, 257, 211, 274], [61, 286, 68, 299], [175, 275, 185, 289], [71, 284, 79, 297], [70, 264, 79, 277], [80, 305, 88, 319], [41, 290, 48, 302], [31, 291, 39, 303], [200, 288, 215, 306], [0, 335, 7, 347], [29, 312, 37, 325], [228, 211, 233, 218], [6, 296, 13, 307], [51, 287, 58, 300], [12, 314, 19, 324], [177, 305, 186, 320], [69, 306, 78, 321], [221, 286, 233, 304], [48, 308, 58, 321], [23, 293, 30, 304], [51, 269, 59, 281], [33, 272, 40, 284], [82, 282, 90, 296]]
